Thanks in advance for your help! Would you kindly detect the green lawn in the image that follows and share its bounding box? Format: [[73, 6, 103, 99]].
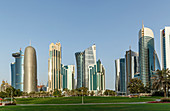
[[1, 104, 170, 111], [15, 96, 157, 104]]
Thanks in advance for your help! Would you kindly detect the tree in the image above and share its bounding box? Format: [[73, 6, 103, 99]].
[[144, 83, 151, 93], [0, 91, 7, 98], [90, 91, 94, 96], [152, 68, 170, 97], [53, 89, 62, 97], [127, 78, 144, 94], [29, 91, 35, 97], [104, 90, 116, 96], [76, 87, 88, 96], [5, 87, 22, 97]]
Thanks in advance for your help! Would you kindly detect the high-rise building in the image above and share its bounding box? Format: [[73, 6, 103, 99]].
[[75, 52, 84, 88], [61, 64, 75, 90], [84, 45, 96, 88], [139, 24, 155, 86], [88, 59, 105, 92], [11, 62, 16, 88], [48, 42, 62, 91], [75, 44, 96, 89], [115, 58, 125, 94], [160, 27, 170, 70], [24, 46, 37, 93], [139, 23, 160, 87], [11, 49, 24, 91], [125, 49, 139, 94]]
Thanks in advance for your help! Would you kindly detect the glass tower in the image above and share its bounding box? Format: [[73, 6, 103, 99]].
[[11, 49, 24, 91], [84, 44, 96, 88], [115, 58, 126, 94], [75, 44, 96, 89], [88, 59, 105, 92], [139, 24, 155, 87], [75, 52, 84, 88], [61, 64, 75, 90], [125, 49, 139, 94], [160, 27, 170, 70]]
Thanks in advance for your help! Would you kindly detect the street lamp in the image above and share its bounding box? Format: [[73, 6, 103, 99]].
[[82, 90, 84, 104]]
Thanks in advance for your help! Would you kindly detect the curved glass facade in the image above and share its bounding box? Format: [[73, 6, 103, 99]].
[[154, 52, 161, 71], [139, 35, 154, 86], [75, 52, 84, 88], [11, 50, 24, 91]]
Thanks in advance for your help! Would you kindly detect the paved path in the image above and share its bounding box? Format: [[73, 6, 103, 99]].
[[17, 102, 148, 106]]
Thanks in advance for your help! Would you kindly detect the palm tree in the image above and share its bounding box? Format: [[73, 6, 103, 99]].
[[152, 68, 170, 97]]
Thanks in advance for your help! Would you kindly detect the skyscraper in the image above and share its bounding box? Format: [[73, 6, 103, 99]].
[[75, 52, 84, 88], [160, 27, 170, 70], [24, 46, 37, 93], [84, 45, 96, 88], [88, 59, 105, 92], [61, 64, 75, 90], [48, 42, 62, 91], [115, 58, 125, 94], [139, 23, 160, 87], [139, 23, 155, 86], [125, 49, 139, 94], [75, 44, 96, 89], [11, 49, 24, 91]]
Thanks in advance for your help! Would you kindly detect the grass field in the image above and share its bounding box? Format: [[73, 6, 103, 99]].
[[15, 96, 158, 104], [1, 104, 170, 111]]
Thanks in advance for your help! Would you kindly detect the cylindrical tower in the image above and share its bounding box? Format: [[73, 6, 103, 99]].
[[139, 24, 154, 87], [24, 46, 37, 93]]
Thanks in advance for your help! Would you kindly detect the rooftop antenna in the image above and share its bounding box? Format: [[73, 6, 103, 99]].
[[142, 20, 144, 37], [129, 45, 131, 50], [30, 40, 31, 46], [142, 20, 144, 29]]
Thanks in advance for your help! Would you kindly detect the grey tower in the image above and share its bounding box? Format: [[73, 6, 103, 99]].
[[24, 46, 37, 93]]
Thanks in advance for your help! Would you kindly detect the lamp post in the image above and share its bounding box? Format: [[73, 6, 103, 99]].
[[82, 90, 84, 104]]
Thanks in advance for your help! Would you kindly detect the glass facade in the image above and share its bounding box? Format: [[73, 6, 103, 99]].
[[61, 65, 75, 90], [84, 45, 96, 88], [11, 49, 24, 91], [163, 36, 166, 69], [89, 60, 105, 91], [125, 50, 139, 94], [75, 52, 84, 88], [75, 44, 96, 89], [139, 35, 154, 86], [139, 26, 156, 87], [11, 63, 15, 88], [160, 27, 170, 72], [120, 58, 125, 93], [48, 42, 62, 91], [115, 58, 126, 93]]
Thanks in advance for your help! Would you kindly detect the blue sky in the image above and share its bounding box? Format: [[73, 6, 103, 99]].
[[0, 0, 170, 90]]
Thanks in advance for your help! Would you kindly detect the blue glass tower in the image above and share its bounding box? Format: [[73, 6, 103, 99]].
[[11, 49, 24, 91], [115, 58, 126, 94], [139, 24, 155, 87], [75, 52, 84, 88]]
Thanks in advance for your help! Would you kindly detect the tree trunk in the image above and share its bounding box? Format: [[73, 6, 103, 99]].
[[164, 85, 167, 97]]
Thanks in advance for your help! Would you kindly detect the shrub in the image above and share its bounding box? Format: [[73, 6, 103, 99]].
[[152, 91, 164, 97], [161, 98, 170, 102]]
